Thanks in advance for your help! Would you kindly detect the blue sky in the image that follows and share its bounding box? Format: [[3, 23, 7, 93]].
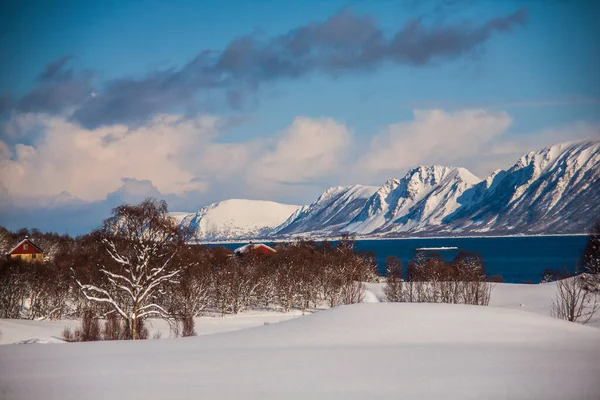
[[0, 0, 599, 233]]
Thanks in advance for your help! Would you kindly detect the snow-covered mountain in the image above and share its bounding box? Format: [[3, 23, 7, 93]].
[[271, 185, 378, 237], [173, 140, 599, 241], [175, 199, 300, 241], [444, 140, 600, 234], [344, 166, 480, 235]]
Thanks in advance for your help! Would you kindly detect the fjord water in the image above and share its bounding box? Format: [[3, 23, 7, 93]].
[[217, 235, 589, 284], [352, 236, 589, 283]]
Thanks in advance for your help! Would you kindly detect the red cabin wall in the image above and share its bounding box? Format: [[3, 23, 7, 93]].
[[10, 241, 43, 255]]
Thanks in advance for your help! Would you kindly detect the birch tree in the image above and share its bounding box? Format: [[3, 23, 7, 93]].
[[74, 198, 191, 340]]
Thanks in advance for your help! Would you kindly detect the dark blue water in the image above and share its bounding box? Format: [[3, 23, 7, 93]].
[[211, 236, 589, 284]]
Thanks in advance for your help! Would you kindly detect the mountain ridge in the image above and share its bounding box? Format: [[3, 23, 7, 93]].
[[174, 140, 600, 241]]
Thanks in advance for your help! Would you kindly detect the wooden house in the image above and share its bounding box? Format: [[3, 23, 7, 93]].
[[234, 242, 277, 257], [8, 237, 44, 262]]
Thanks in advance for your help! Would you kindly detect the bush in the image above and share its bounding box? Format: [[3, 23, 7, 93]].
[[551, 271, 599, 324], [181, 315, 197, 337], [62, 327, 74, 342], [152, 331, 163, 340], [62, 311, 102, 342], [383, 256, 403, 302], [75, 310, 101, 342], [103, 313, 124, 340], [385, 251, 494, 306]]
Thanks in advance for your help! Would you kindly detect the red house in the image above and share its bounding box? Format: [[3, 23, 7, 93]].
[[8, 236, 44, 262], [234, 242, 277, 256]]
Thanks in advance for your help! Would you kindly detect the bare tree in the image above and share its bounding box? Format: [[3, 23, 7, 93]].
[[384, 256, 403, 302], [166, 245, 212, 323], [74, 198, 191, 340], [0, 226, 12, 255], [582, 218, 600, 292], [551, 269, 599, 324]]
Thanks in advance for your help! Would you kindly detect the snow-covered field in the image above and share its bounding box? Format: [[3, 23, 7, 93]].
[[1, 283, 599, 399], [0, 309, 309, 346]]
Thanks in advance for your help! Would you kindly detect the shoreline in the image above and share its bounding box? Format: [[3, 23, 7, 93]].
[[194, 232, 589, 246]]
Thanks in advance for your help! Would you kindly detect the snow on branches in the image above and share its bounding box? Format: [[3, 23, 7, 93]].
[[74, 198, 194, 340]]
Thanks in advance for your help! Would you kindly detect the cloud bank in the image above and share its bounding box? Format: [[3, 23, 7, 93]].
[[2, 107, 595, 234], [2, 8, 527, 129]]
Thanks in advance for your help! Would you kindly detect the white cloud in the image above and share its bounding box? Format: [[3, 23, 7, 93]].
[[250, 117, 351, 184], [488, 121, 600, 156], [467, 121, 600, 177], [0, 113, 352, 207], [0, 114, 221, 201], [361, 109, 513, 175], [1, 108, 598, 231]]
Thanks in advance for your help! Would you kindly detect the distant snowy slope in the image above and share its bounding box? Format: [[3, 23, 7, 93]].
[[345, 166, 481, 235], [176, 199, 300, 241], [272, 185, 378, 236], [446, 140, 600, 233]]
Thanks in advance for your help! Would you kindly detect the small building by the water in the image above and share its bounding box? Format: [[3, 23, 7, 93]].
[[234, 242, 277, 257], [8, 237, 44, 262]]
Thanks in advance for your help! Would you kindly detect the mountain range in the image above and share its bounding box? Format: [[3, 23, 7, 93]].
[[174, 140, 600, 241]]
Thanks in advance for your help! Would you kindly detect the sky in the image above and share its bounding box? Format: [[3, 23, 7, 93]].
[[0, 0, 599, 234]]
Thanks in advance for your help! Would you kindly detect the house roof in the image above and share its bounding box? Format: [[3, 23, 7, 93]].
[[234, 243, 276, 254], [8, 237, 44, 255]]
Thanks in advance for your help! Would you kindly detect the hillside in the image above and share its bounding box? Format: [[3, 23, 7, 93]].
[[272, 185, 378, 237], [345, 166, 481, 235], [444, 140, 600, 234], [176, 199, 301, 241]]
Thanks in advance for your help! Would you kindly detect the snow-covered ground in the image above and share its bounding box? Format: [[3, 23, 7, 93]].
[[0, 309, 309, 345], [365, 281, 600, 327], [1, 283, 599, 399]]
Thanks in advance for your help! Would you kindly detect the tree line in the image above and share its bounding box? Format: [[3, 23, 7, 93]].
[[383, 250, 493, 306], [1, 198, 598, 339], [0, 199, 379, 339]]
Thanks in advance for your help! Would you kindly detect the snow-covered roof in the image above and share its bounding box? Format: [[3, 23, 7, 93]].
[[234, 243, 276, 254], [8, 237, 44, 255]]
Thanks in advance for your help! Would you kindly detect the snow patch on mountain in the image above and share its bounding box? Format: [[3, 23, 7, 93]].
[[176, 199, 301, 241], [446, 139, 600, 234], [346, 166, 481, 234], [273, 185, 378, 236]]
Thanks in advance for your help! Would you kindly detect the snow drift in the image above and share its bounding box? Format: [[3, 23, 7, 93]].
[[1, 302, 599, 400]]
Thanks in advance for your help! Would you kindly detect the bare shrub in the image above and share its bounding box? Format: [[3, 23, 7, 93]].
[[341, 281, 365, 305], [102, 313, 124, 340], [62, 326, 74, 342], [390, 251, 493, 306], [551, 270, 599, 324], [171, 321, 181, 338], [181, 315, 197, 337], [383, 256, 403, 302], [76, 310, 102, 341]]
